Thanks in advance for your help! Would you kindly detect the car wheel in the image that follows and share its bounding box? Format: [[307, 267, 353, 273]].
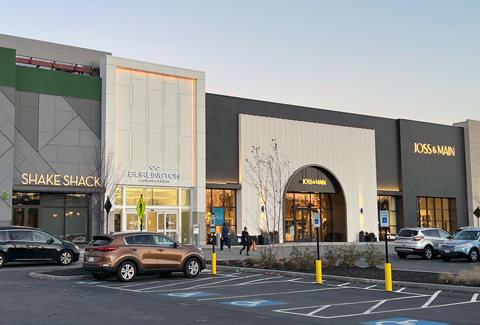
[[468, 249, 479, 263], [57, 250, 73, 266], [442, 256, 451, 262], [183, 258, 200, 278], [159, 271, 172, 277], [422, 246, 433, 260], [397, 252, 408, 259], [116, 261, 136, 282], [0, 252, 5, 268], [92, 273, 109, 280]]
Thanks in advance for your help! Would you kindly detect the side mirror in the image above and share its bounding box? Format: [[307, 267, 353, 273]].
[[174, 242, 181, 248], [46, 238, 54, 244]]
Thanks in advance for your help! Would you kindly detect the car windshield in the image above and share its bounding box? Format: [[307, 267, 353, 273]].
[[453, 230, 480, 240], [397, 229, 418, 237]]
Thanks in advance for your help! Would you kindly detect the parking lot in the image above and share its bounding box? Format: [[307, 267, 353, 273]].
[[24, 269, 478, 325]]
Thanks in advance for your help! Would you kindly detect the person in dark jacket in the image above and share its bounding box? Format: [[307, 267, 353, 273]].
[[220, 223, 231, 251], [239, 227, 250, 255]]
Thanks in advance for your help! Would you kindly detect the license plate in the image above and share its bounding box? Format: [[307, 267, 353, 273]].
[[88, 257, 94, 262], [444, 250, 450, 254]]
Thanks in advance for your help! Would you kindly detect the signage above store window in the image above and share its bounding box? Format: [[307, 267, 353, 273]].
[[302, 179, 327, 185], [21, 173, 100, 187], [414, 143, 455, 157], [127, 164, 181, 184]]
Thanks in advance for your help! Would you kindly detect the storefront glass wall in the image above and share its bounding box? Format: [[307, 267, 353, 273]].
[[377, 196, 398, 236], [115, 187, 191, 243], [205, 189, 236, 244], [12, 192, 89, 242], [417, 197, 457, 233]]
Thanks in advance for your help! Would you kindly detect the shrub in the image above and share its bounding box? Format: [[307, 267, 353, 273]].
[[258, 246, 276, 269], [323, 245, 342, 268], [288, 246, 316, 271], [363, 243, 384, 268], [454, 266, 480, 285], [439, 272, 455, 284], [338, 244, 362, 268]]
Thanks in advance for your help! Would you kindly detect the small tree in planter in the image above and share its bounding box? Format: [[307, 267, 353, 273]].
[[359, 231, 366, 242]]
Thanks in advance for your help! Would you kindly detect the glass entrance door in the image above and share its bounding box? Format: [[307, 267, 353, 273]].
[[157, 211, 178, 239], [295, 209, 313, 241], [12, 207, 39, 228]]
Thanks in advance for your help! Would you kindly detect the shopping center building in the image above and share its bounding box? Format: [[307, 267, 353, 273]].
[[1, 34, 479, 245]]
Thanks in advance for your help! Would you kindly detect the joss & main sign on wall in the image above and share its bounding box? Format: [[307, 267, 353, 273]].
[[414, 143, 455, 157], [128, 165, 181, 184], [21, 173, 100, 187]]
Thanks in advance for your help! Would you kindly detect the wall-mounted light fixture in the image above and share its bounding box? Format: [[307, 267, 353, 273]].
[[360, 208, 364, 214]]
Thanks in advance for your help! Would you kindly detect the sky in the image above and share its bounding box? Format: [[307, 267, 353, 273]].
[[1, 1, 479, 125]]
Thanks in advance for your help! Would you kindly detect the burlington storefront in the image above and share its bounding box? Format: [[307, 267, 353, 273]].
[[101, 56, 206, 245]]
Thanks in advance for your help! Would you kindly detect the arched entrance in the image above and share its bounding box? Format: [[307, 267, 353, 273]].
[[284, 166, 346, 242]]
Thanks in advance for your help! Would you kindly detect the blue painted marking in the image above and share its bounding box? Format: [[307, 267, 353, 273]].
[[221, 299, 287, 308], [361, 317, 448, 325], [163, 292, 218, 298]]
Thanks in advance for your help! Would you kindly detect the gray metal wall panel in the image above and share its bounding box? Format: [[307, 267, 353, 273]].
[[206, 93, 401, 189], [399, 119, 468, 227]]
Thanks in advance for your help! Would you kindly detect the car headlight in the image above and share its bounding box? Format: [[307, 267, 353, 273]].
[[455, 244, 468, 248]]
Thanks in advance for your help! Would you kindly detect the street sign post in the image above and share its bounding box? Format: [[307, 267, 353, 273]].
[[380, 210, 390, 263]]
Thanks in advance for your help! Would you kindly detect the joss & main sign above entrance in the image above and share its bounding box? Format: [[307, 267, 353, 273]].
[[128, 165, 181, 184], [21, 173, 100, 187]]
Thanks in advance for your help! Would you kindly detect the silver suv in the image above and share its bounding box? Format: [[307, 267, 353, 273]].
[[394, 227, 452, 260]]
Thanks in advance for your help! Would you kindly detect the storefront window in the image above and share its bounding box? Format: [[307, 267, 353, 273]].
[[205, 189, 236, 244], [153, 189, 177, 206], [115, 188, 122, 205], [181, 190, 190, 206], [417, 197, 457, 233], [377, 196, 398, 236], [126, 188, 152, 205]]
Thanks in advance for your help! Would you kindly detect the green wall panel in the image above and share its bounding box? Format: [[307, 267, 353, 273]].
[[0, 48, 16, 87], [16, 67, 101, 100]]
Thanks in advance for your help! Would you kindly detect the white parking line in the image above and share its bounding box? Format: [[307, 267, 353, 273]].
[[363, 299, 387, 314], [471, 293, 478, 302], [395, 287, 406, 293], [365, 285, 377, 290], [421, 290, 441, 308], [307, 305, 331, 315]]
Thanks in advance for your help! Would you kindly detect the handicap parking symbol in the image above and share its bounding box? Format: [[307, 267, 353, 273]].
[[163, 292, 218, 298], [361, 317, 448, 325], [221, 299, 287, 308]]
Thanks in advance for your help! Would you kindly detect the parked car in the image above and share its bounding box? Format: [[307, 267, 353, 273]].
[[0, 226, 80, 267], [394, 227, 452, 260], [439, 228, 480, 262], [82, 232, 206, 282]]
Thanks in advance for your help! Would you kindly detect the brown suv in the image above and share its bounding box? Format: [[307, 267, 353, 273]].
[[82, 232, 206, 282]]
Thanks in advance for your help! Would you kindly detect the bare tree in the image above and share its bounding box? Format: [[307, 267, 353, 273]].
[[244, 139, 290, 260], [85, 139, 124, 235]]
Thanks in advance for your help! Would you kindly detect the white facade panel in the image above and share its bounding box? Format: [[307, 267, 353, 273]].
[[239, 114, 378, 242]]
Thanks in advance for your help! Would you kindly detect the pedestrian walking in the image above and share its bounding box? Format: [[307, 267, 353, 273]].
[[239, 226, 250, 255], [220, 223, 231, 251]]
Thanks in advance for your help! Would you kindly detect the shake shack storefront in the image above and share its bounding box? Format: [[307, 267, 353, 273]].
[[284, 166, 346, 242]]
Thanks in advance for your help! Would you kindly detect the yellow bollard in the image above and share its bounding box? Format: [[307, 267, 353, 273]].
[[316, 260, 322, 284], [212, 253, 216, 275], [385, 262, 392, 291]]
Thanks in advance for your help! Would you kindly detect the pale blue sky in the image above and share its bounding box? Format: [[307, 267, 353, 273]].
[[1, 1, 478, 125]]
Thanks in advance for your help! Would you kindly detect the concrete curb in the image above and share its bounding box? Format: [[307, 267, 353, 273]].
[[29, 272, 92, 281], [215, 265, 480, 294]]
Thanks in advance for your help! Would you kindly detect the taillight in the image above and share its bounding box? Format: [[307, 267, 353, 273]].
[[412, 236, 424, 241], [98, 247, 119, 252]]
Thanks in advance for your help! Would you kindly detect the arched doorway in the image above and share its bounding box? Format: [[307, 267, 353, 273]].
[[284, 166, 346, 242]]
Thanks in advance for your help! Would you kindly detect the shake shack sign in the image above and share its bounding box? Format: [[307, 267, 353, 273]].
[[128, 165, 181, 184]]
